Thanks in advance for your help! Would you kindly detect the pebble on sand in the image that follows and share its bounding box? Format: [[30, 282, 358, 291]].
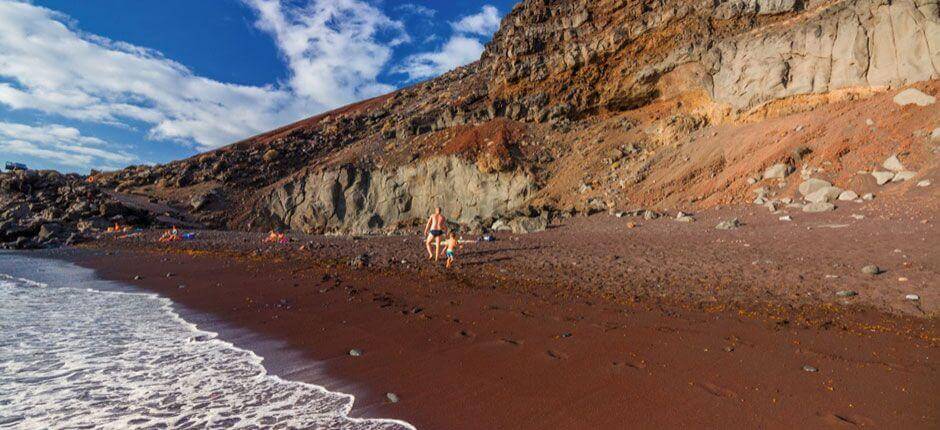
[[715, 218, 741, 230], [349, 349, 363, 356], [803, 365, 818, 372], [861, 265, 882, 275], [905, 294, 920, 301], [386, 392, 400, 403]]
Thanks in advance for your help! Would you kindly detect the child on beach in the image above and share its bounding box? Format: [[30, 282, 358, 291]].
[[440, 232, 475, 268]]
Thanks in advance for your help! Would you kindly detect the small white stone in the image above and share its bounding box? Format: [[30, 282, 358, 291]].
[[917, 180, 931, 187], [905, 294, 920, 301]]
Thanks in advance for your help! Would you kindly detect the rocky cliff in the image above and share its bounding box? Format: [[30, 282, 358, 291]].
[[4, 0, 937, 244]]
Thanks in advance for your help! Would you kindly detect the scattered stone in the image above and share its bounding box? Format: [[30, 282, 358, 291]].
[[805, 186, 842, 203], [891, 171, 916, 182], [133, 275, 142, 280], [917, 180, 932, 187], [882, 155, 905, 172], [837, 190, 858, 201], [780, 197, 792, 204], [490, 219, 511, 231], [178, 284, 186, 289], [802, 365, 818, 372], [349, 254, 370, 269], [349, 349, 363, 356], [862, 193, 875, 201], [762, 163, 793, 180], [865, 118, 874, 126], [746, 177, 757, 185], [509, 214, 549, 234], [871, 171, 894, 185], [715, 218, 741, 230], [778, 215, 792, 221], [898, 277, 908, 282], [675, 212, 694, 223], [166, 273, 175, 278], [905, 294, 920, 301], [386, 392, 399, 403], [851, 214, 865, 220], [802, 202, 835, 213], [753, 196, 767, 205], [835, 290, 858, 297], [642, 210, 660, 220], [798, 178, 831, 196], [861, 265, 881, 275], [892, 88, 936, 107]]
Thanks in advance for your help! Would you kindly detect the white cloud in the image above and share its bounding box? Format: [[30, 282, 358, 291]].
[[394, 36, 485, 81], [450, 5, 501, 37], [0, 0, 411, 159], [395, 5, 501, 81], [395, 3, 436, 18], [243, 0, 407, 104], [0, 121, 136, 169]]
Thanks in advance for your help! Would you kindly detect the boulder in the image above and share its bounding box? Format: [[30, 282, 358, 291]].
[[892, 88, 936, 107], [715, 218, 741, 230], [798, 178, 831, 196], [871, 171, 894, 185], [805, 186, 842, 203], [837, 190, 858, 201], [490, 219, 512, 232], [509, 214, 549, 234], [882, 155, 905, 172], [802, 202, 835, 213], [262, 149, 280, 162], [37, 223, 63, 241], [762, 163, 792, 180], [891, 171, 916, 182]]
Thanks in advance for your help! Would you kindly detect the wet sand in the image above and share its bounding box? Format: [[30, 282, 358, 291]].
[[55, 214, 939, 430]]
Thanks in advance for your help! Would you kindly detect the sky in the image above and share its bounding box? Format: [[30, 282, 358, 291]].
[[0, 0, 516, 173]]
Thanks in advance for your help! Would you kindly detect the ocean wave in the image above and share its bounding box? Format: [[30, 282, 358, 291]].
[[0, 266, 414, 430]]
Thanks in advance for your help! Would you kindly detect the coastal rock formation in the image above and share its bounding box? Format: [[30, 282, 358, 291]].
[[0, 170, 152, 248], [263, 157, 535, 234], [28, 0, 940, 238]]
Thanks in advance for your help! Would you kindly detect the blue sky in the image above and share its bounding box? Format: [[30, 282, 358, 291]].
[[0, 0, 516, 173]]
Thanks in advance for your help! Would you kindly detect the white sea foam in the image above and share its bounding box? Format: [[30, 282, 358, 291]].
[[0, 267, 414, 430]]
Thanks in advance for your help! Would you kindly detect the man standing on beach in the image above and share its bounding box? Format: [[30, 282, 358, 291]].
[[424, 207, 447, 261]]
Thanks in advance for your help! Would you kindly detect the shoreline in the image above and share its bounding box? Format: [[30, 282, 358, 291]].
[[34, 228, 939, 429]]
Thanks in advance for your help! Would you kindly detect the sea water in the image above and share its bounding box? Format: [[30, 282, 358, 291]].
[[0, 253, 414, 430]]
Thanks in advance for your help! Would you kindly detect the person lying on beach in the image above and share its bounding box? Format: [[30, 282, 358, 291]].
[[263, 230, 288, 244], [440, 232, 476, 269], [424, 207, 448, 261], [159, 227, 181, 242]]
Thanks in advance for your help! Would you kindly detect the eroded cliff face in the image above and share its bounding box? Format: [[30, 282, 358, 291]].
[[262, 157, 536, 234], [482, 0, 939, 115], [92, 0, 939, 237]]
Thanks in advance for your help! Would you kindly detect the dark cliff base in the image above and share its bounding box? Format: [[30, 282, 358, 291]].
[[40, 200, 939, 429]]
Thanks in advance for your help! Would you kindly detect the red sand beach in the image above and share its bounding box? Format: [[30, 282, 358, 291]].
[[57, 204, 939, 429]]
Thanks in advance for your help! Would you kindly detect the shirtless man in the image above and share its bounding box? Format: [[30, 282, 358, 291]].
[[424, 207, 447, 260]]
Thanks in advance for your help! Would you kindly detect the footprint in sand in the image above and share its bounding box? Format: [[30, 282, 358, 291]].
[[819, 413, 875, 428], [695, 382, 738, 399], [546, 349, 569, 360]]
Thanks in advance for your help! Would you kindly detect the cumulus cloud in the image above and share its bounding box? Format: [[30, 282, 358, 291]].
[[395, 5, 501, 81], [450, 5, 501, 36], [0, 0, 409, 157], [394, 36, 485, 81], [0, 0, 314, 151], [243, 0, 407, 104], [0, 121, 136, 169]]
